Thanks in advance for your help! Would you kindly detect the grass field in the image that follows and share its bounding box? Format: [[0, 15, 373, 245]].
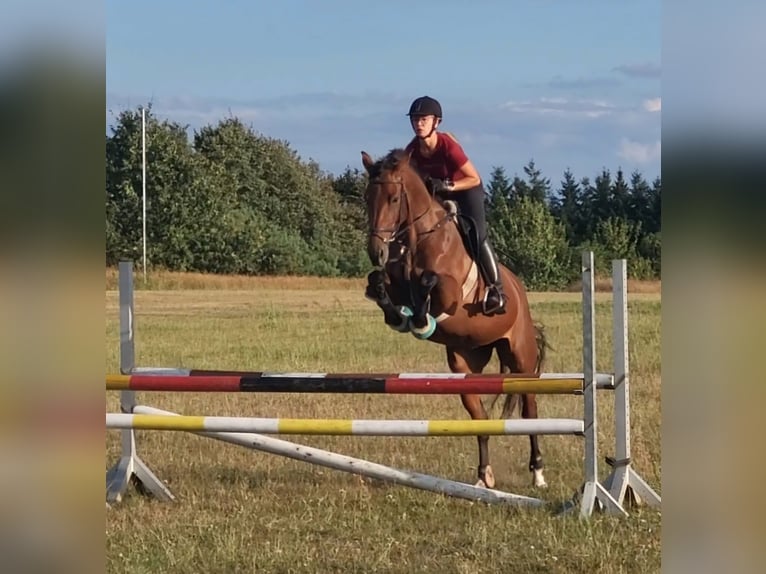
[[105, 273, 661, 574]]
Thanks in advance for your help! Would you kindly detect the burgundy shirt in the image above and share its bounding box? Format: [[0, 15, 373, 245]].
[[405, 132, 470, 183]]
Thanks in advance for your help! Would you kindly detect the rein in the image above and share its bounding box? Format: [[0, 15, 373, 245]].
[[368, 178, 452, 249], [367, 171, 461, 311]]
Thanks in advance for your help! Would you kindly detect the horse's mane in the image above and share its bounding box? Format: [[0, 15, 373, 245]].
[[368, 148, 413, 179]]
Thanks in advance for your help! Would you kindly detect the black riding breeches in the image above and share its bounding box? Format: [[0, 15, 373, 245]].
[[449, 185, 488, 243]]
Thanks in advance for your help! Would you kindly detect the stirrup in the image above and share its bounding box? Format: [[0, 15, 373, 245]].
[[483, 287, 507, 315]]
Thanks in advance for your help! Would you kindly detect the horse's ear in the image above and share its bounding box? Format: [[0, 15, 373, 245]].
[[361, 151, 374, 173], [393, 148, 412, 170]]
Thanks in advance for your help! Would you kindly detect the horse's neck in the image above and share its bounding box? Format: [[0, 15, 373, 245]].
[[407, 188, 444, 231], [407, 189, 471, 276]]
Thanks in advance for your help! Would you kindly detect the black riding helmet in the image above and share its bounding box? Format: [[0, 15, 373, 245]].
[[407, 96, 442, 119]]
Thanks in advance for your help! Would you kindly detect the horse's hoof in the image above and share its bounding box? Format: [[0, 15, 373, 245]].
[[532, 469, 547, 488], [475, 465, 496, 489], [484, 465, 496, 488]]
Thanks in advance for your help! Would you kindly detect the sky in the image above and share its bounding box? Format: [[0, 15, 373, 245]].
[[106, 0, 661, 185]]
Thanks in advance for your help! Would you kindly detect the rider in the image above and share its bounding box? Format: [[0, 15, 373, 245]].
[[404, 95, 507, 314]]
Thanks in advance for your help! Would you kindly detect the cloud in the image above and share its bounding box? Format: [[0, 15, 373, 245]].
[[500, 97, 619, 119], [105, 91, 661, 181], [106, 91, 409, 128], [546, 75, 622, 90], [643, 97, 662, 112], [106, 93, 265, 128], [618, 138, 661, 163], [613, 62, 661, 79]]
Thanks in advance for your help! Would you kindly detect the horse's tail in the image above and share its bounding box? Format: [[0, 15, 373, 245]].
[[488, 390, 521, 419], [533, 321, 551, 374], [498, 394, 521, 420]]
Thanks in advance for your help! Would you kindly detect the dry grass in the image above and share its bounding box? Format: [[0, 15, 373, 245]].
[[104, 268, 369, 291], [105, 280, 661, 573], [105, 268, 661, 294]]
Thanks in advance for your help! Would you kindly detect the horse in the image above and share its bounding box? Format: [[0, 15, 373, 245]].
[[360, 147, 549, 490]]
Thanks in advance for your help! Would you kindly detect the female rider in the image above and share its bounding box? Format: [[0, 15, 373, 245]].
[[404, 95, 507, 315]]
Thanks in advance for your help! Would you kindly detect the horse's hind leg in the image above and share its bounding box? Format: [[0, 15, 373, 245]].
[[521, 394, 546, 488], [447, 345, 495, 488], [496, 338, 547, 488]]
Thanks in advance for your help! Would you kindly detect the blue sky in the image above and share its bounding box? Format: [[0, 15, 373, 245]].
[[107, 0, 661, 184]]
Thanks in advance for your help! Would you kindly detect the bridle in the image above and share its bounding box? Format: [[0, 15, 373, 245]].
[[367, 177, 432, 247], [367, 172, 456, 299], [369, 177, 451, 247]]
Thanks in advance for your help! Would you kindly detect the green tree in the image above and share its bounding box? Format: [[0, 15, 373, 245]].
[[193, 118, 360, 276], [486, 166, 513, 232], [611, 168, 631, 219], [106, 106, 213, 271], [106, 105, 661, 282], [595, 217, 640, 260], [628, 171, 652, 227], [550, 169, 582, 244], [648, 176, 661, 234], [638, 231, 661, 278], [492, 197, 572, 290], [332, 166, 368, 233], [589, 169, 613, 233], [509, 175, 529, 203], [523, 159, 552, 204], [106, 110, 144, 264]]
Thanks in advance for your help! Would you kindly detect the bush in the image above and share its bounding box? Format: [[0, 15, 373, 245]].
[[491, 197, 572, 290]]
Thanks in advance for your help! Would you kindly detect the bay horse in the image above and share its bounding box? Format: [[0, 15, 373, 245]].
[[360, 148, 549, 490]]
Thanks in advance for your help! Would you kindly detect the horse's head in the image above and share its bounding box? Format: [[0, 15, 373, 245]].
[[361, 148, 431, 267]]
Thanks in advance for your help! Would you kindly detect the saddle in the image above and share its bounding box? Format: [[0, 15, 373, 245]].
[[437, 197, 481, 263], [426, 178, 505, 314], [436, 196, 508, 315], [425, 177, 481, 262]]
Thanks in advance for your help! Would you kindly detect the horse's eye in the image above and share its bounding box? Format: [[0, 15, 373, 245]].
[[390, 195, 400, 204]]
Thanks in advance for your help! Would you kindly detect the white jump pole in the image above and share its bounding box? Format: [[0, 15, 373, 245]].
[[141, 107, 147, 283], [107, 412, 585, 436], [134, 406, 545, 508]]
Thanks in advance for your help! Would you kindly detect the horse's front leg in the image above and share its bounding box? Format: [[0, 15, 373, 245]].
[[365, 269, 411, 332], [409, 270, 439, 339]]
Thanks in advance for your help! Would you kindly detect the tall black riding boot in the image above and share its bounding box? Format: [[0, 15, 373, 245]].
[[478, 240, 507, 314]]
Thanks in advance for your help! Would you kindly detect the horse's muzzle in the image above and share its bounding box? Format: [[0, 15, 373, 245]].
[[367, 236, 388, 267]]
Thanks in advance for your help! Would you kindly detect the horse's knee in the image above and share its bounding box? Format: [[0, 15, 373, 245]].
[[367, 269, 384, 288], [419, 270, 438, 291], [365, 270, 388, 301]]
